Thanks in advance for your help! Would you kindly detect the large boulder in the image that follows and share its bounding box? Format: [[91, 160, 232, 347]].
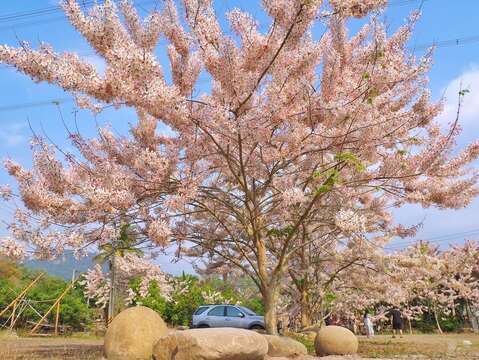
[[314, 326, 358, 357], [263, 335, 308, 357], [153, 328, 268, 360], [104, 306, 168, 360]]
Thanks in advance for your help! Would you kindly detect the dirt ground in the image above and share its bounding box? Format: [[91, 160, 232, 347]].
[[357, 333, 479, 359], [0, 335, 103, 360], [0, 332, 478, 359]]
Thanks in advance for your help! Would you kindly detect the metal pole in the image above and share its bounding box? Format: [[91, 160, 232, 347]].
[[108, 251, 116, 322]]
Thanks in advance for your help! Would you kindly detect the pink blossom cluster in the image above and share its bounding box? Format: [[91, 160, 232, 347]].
[[334, 209, 367, 233], [81, 264, 111, 309], [81, 254, 171, 308], [0, 185, 12, 200], [0, 237, 26, 260]]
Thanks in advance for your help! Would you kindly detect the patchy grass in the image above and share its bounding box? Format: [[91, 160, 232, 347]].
[[287, 331, 316, 354], [287, 332, 479, 359], [358, 334, 479, 359]]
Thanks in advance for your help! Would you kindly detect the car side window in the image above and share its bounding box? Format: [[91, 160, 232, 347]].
[[207, 306, 225, 316], [226, 306, 244, 317]]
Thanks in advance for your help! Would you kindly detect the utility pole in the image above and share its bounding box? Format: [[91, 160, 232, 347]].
[[108, 231, 117, 323]]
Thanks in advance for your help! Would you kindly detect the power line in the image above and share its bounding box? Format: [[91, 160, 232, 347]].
[[0, 98, 72, 112], [401, 228, 479, 244], [0, 1, 96, 24], [0, 0, 157, 30], [412, 35, 479, 51], [385, 228, 479, 250], [0, 16, 67, 32], [0, 0, 432, 31], [0, 0, 426, 24], [0, 0, 158, 26], [389, 0, 430, 7]]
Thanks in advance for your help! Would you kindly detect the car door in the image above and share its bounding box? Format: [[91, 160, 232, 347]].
[[205, 306, 226, 327], [225, 305, 246, 328]]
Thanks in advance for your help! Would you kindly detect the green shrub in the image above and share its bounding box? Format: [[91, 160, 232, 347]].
[[0, 262, 92, 331]]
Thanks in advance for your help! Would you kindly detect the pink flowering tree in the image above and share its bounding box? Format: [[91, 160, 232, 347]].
[[283, 229, 387, 328], [1, 0, 478, 333], [0, 116, 180, 317], [437, 241, 479, 330], [82, 253, 172, 310], [383, 241, 479, 333], [0, 116, 182, 260]]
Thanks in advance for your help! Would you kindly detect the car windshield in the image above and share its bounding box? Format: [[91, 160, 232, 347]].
[[194, 306, 209, 315], [238, 306, 257, 316]]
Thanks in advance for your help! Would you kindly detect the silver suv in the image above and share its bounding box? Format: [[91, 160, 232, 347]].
[[191, 304, 265, 330]]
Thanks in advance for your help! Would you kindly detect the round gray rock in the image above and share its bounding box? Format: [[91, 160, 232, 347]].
[[314, 326, 358, 356], [153, 327, 268, 360], [104, 306, 168, 360]]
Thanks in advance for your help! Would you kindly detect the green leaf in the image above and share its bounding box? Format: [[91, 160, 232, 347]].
[[362, 72, 370, 80], [267, 225, 295, 237], [324, 292, 337, 304], [335, 151, 366, 172], [366, 88, 379, 105], [315, 184, 331, 195]]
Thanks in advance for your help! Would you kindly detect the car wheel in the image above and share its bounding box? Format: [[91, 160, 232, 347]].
[[249, 324, 265, 332], [197, 324, 210, 328]]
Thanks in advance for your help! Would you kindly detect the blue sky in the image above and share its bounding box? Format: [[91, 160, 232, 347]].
[[0, 0, 478, 274]]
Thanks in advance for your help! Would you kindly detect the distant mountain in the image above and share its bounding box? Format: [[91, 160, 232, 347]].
[[24, 253, 97, 280]]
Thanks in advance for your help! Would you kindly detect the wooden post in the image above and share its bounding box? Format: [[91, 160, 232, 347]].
[[9, 301, 16, 330], [0, 273, 44, 318], [54, 302, 60, 336], [31, 282, 74, 334]]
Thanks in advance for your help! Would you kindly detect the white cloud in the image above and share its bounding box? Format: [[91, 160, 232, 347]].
[[0, 122, 28, 147], [437, 65, 479, 131]]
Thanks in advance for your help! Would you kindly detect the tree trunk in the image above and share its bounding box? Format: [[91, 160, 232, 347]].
[[408, 318, 412, 335], [300, 289, 312, 328], [433, 307, 443, 334], [466, 301, 479, 332], [263, 285, 279, 335]]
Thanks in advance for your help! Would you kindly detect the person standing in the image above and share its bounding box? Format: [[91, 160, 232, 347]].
[[363, 311, 375, 338], [390, 306, 403, 338]]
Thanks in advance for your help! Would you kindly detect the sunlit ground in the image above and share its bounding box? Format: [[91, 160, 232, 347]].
[[291, 332, 479, 359], [357, 333, 479, 359], [1, 330, 478, 359]]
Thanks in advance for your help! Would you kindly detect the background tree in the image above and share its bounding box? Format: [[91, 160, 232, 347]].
[[94, 223, 144, 319]]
